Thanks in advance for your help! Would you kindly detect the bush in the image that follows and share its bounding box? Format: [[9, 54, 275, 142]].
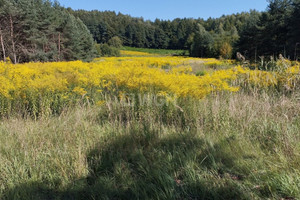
[[95, 43, 120, 57], [219, 42, 233, 59], [108, 36, 123, 48]]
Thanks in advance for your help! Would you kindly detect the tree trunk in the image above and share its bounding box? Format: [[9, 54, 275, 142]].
[[0, 29, 6, 62], [58, 32, 61, 61], [9, 15, 17, 64]]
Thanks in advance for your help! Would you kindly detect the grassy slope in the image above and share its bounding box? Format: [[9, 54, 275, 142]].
[[122, 46, 188, 56], [1, 91, 300, 200]]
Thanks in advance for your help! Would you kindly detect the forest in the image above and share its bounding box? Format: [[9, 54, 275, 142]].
[[71, 0, 300, 60], [0, 0, 300, 63]]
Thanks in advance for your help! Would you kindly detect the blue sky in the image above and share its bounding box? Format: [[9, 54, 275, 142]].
[[57, 0, 269, 21]]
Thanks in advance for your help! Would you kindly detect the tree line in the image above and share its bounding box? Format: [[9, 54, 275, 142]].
[[71, 0, 300, 60], [238, 0, 300, 61], [0, 0, 299, 62], [70, 9, 245, 58]]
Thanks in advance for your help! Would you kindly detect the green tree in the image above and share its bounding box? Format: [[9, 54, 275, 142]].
[[0, 0, 96, 62], [108, 36, 122, 48], [190, 24, 214, 57], [236, 10, 261, 60]]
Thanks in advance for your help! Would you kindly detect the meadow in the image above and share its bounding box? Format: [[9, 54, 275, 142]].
[[121, 46, 188, 56], [0, 51, 300, 199]]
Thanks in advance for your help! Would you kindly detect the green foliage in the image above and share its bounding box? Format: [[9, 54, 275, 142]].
[[195, 70, 207, 76], [95, 43, 120, 57], [235, 10, 261, 60], [189, 24, 214, 57], [67, 1, 300, 60], [70, 9, 253, 57], [0, 0, 96, 63], [237, 0, 300, 61], [62, 13, 96, 61], [108, 36, 123, 48], [1, 0, 299, 62]]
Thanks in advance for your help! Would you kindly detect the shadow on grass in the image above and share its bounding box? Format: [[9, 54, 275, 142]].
[[2, 126, 250, 200]]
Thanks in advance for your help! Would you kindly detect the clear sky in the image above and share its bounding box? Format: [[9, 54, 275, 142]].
[[57, 0, 269, 21]]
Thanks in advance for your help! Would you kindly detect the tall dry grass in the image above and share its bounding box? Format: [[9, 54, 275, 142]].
[[1, 90, 299, 199]]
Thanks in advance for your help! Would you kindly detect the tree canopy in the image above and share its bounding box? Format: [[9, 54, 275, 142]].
[[1, 0, 299, 61], [0, 0, 96, 63], [70, 0, 300, 60]]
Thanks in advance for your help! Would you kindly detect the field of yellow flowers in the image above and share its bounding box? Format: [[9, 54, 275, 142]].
[[0, 52, 299, 117], [1, 51, 300, 200]]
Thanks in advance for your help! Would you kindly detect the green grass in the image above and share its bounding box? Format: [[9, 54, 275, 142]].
[[1, 91, 300, 199], [122, 46, 188, 56]]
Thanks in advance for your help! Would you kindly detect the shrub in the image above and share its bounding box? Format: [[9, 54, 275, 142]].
[[108, 36, 123, 48], [95, 43, 120, 57]]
